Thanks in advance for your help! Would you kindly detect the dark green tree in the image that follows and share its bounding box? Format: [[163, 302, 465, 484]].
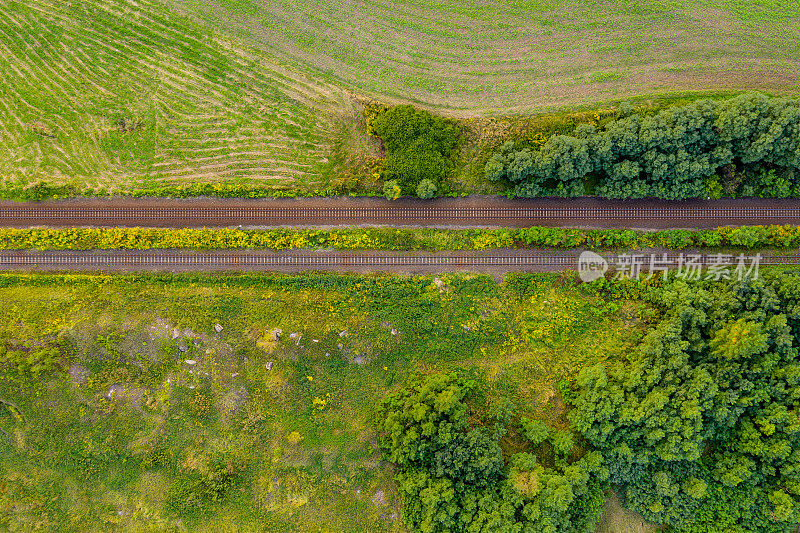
[[571, 271, 800, 530]]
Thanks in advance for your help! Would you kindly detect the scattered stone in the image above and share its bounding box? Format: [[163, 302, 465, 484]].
[[337, 343, 343, 349], [185, 359, 197, 365], [270, 328, 283, 340], [312, 339, 319, 343], [353, 356, 366, 365], [371, 490, 386, 506], [214, 324, 223, 333], [172, 328, 180, 339], [339, 330, 347, 337], [289, 332, 298, 339], [462, 324, 471, 331], [265, 361, 273, 371]]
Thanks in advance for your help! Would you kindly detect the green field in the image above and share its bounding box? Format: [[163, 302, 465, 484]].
[[0, 273, 646, 531], [0, 0, 361, 196], [178, 0, 800, 114], [1, 0, 798, 196]]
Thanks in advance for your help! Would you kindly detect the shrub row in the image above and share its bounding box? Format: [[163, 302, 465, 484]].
[[486, 92, 800, 199], [1, 225, 799, 251]]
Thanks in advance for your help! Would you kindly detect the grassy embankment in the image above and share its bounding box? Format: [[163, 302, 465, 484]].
[[1, 226, 800, 252]]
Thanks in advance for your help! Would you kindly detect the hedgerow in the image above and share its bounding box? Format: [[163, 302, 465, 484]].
[[1, 225, 799, 251]]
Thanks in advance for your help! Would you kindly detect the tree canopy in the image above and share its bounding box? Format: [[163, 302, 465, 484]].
[[378, 374, 608, 532], [486, 93, 800, 199], [372, 105, 460, 198], [570, 269, 800, 531]]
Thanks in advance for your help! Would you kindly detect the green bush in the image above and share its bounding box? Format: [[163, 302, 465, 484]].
[[0, 344, 61, 380], [415, 178, 438, 199], [382, 179, 401, 201], [371, 105, 459, 197], [166, 453, 239, 517]]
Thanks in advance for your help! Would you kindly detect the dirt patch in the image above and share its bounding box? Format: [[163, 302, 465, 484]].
[[104, 383, 152, 409], [68, 364, 90, 385]]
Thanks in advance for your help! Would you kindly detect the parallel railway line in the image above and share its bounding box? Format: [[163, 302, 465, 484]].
[[1, 250, 799, 272], [1, 198, 798, 229]]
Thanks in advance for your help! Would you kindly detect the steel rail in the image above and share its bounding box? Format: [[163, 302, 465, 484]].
[[1, 199, 798, 229], [0, 251, 798, 272], [3, 207, 799, 218]]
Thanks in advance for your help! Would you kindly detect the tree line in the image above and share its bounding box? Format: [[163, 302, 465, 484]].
[[485, 93, 800, 199]]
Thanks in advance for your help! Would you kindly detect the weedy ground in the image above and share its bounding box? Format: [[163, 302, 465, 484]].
[[0, 272, 648, 532]]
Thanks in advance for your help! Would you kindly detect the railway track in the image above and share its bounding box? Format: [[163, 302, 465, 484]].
[[1, 250, 798, 272], [1, 198, 798, 229]]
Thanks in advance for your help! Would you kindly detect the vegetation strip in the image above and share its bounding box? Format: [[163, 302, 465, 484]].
[[2, 226, 800, 251]]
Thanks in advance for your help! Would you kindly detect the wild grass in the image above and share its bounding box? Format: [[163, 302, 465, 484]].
[[0, 272, 646, 531]]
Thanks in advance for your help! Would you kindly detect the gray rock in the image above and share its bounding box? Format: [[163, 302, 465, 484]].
[[371, 490, 386, 506]]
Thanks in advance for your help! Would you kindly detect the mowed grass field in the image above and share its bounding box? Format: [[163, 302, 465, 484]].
[[0, 0, 357, 196], [0, 0, 798, 196], [179, 0, 800, 114], [0, 273, 647, 532]]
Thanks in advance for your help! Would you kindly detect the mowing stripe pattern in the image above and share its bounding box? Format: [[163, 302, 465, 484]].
[[0, 0, 347, 192]]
